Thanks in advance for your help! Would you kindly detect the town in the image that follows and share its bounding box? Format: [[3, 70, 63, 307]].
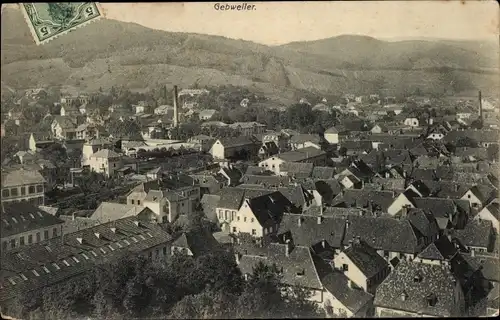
[[0, 83, 499, 318]]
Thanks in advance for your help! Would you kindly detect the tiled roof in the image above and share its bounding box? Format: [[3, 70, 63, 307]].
[[246, 192, 293, 226], [1, 202, 64, 238], [332, 189, 395, 212], [0, 216, 173, 302], [342, 239, 389, 278], [171, 230, 220, 257], [343, 216, 420, 254], [241, 174, 291, 187], [91, 148, 121, 159], [217, 187, 273, 210], [278, 213, 347, 248], [279, 162, 314, 178], [443, 129, 499, 144], [483, 202, 500, 220], [374, 261, 459, 317], [452, 220, 493, 249], [290, 134, 322, 145], [462, 253, 500, 283], [417, 236, 458, 261], [238, 244, 324, 290], [218, 136, 257, 148], [311, 166, 335, 179], [321, 271, 373, 314], [90, 202, 142, 223], [1, 168, 46, 187], [275, 147, 326, 162], [59, 215, 100, 234]]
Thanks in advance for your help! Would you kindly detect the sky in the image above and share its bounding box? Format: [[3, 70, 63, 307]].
[[3, 1, 499, 45]]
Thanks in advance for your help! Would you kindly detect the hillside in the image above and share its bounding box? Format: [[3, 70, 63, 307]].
[[1, 7, 498, 99]]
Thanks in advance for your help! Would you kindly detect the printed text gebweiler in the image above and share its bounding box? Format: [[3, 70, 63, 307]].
[[214, 3, 256, 11]]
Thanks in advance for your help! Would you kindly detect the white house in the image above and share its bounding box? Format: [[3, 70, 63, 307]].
[[154, 105, 173, 115], [475, 202, 499, 233], [403, 118, 419, 127], [461, 186, 488, 209], [87, 149, 123, 177], [324, 127, 339, 144], [387, 191, 417, 216], [258, 147, 327, 175]]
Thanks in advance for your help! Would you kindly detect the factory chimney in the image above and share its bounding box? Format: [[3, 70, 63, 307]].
[[478, 90, 483, 126], [173, 85, 179, 128]]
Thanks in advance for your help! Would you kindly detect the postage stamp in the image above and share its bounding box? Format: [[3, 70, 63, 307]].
[[20, 3, 103, 45]]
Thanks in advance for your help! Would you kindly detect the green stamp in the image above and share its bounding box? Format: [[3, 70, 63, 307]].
[[21, 3, 103, 45]]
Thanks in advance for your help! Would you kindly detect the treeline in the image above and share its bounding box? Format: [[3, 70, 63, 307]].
[[7, 251, 323, 319]]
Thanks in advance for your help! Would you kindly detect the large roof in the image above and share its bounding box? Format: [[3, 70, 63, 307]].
[[1, 168, 46, 187], [91, 148, 121, 159], [90, 202, 142, 223], [342, 239, 389, 279], [1, 202, 64, 238]]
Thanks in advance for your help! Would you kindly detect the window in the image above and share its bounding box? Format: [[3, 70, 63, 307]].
[[10, 188, 18, 196], [131, 237, 138, 243], [62, 260, 70, 267], [36, 185, 43, 193], [139, 235, 146, 240], [137, 200, 141, 205], [8, 278, 17, 285], [131, 199, 135, 204], [237, 216, 240, 221], [53, 228, 57, 237], [342, 264, 349, 271], [81, 253, 89, 260], [108, 245, 115, 251], [31, 270, 40, 277], [149, 251, 152, 259], [100, 248, 107, 254], [116, 242, 123, 248], [251, 229, 256, 235], [147, 232, 153, 238], [20, 236, 25, 246], [90, 251, 97, 257], [28, 186, 35, 194], [233, 227, 237, 233], [72, 256, 80, 263], [123, 240, 131, 246], [28, 235, 33, 244], [36, 232, 41, 242], [52, 263, 60, 270], [21, 187, 26, 195], [244, 217, 247, 222], [20, 274, 28, 281], [44, 230, 49, 240], [42, 266, 50, 274], [156, 249, 159, 257], [163, 247, 167, 255], [2, 189, 9, 197], [2, 241, 7, 251], [251, 218, 254, 223]]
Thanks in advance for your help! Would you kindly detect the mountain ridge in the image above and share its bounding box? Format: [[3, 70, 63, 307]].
[[1, 7, 498, 99]]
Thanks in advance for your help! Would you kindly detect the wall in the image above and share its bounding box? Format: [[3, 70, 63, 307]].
[[231, 202, 264, 237], [259, 157, 285, 175], [387, 194, 415, 216], [1, 184, 45, 206], [333, 252, 369, 292], [1, 223, 63, 252], [325, 133, 339, 145]]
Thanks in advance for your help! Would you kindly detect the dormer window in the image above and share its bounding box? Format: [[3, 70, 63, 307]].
[[296, 269, 305, 277], [62, 260, 70, 267], [139, 234, 146, 240], [115, 242, 123, 248], [401, 291, 408, 301], [90, 251, 97, 257], [426, 293, 438, 307], [147, 232, 153, 238], [42, 266, 50, 274], [108, 245, 115, 251], [20, 274, 28, 281], [100, 248, 107, 254], [123, 239, 131, 246], [131, 237, 138, 243], [52, 263, 60, 270], [72, 256, 80, 263], [8, 278, 17, 285], [413, 273, 423, 283], [31, 270, 40, 277]]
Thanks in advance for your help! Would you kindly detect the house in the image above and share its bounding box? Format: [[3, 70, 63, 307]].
[[279, 162, 314, 179], [475, 201, 499, 233], [218, 166, 243, 187], [290, 134, 324, 150], [170, 230, 220, 257], [90, 202, 143, 224], [228, 122, 266, 136], [451, 220, 494, 254], [334, 238, 391, 294], [370, 124, 388, 134], [1, 168, 46, 206], [342, 212, 439, 262], [258, 141, 280, 159], [51, 116, 79, 140], [59, 105, 81, 117], [154, 105, 173, 115], [403, 117, 419, 127], [86, 149, 123, 177], [81, 139, 115, 166], [414, 236, 458, 266], [229, 191, 292, 238], [28, 132, 55, 152], [413, 197, 470, 231], [209, 136, 258, 160], [324, 127, 339, 145], [1, 202, 64, 252], [374, 261, 466, 317], [258, 147, 327, 175], [198, 109, 218, 120], [0, 216, 174, 306], [132, 101, 149, 114], [188, 135, 216, 153], [332, 190, 395, 213], [262, 131, 289, 151], [461, 185, 494, 209]]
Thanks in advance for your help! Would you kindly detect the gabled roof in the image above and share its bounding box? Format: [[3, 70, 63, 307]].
[[452, 220, 493, 249], [1, 168, 46, 187], [241, 174, 291, 187], [1, 202, 64, 238], [290, 133, 322, 145], [217, 187, 273, 210], [332, 189, 395, 213], [277, 213, 347, 248], [91, 148, 121, 159], [246, 191, 292, 226], [279, 162, 314, 178], [272, 147, 326, 162], [342, 239, 389, 278], [311, 166, 335, 179], [90, 202, 142, 223], [417, 236, 458, 261], [482, 202, 500, 220], [321, 271, 374, 314], [374, 261, 460, 317], [171, 230, 220, 256]]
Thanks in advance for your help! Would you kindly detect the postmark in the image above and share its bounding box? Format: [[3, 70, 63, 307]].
[[20, 2, 103, 45]]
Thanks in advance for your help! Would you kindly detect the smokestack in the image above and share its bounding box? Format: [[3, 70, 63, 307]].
[[478, 91, 483, 125], [173, 85, 179, 128]]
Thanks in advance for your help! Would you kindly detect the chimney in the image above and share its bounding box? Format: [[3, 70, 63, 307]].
[[110, 227, 116, 233], [478, 90, 483, 124], [76, 237, 83, 244], [321, 240, 326, 248], [173, 85, 179, 128], [470, 249, 475, 257], [298, 217, 303, 227], [317, 216, 323, 225], [285, 239, 292, 257], [235, 253, 241, 265]]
